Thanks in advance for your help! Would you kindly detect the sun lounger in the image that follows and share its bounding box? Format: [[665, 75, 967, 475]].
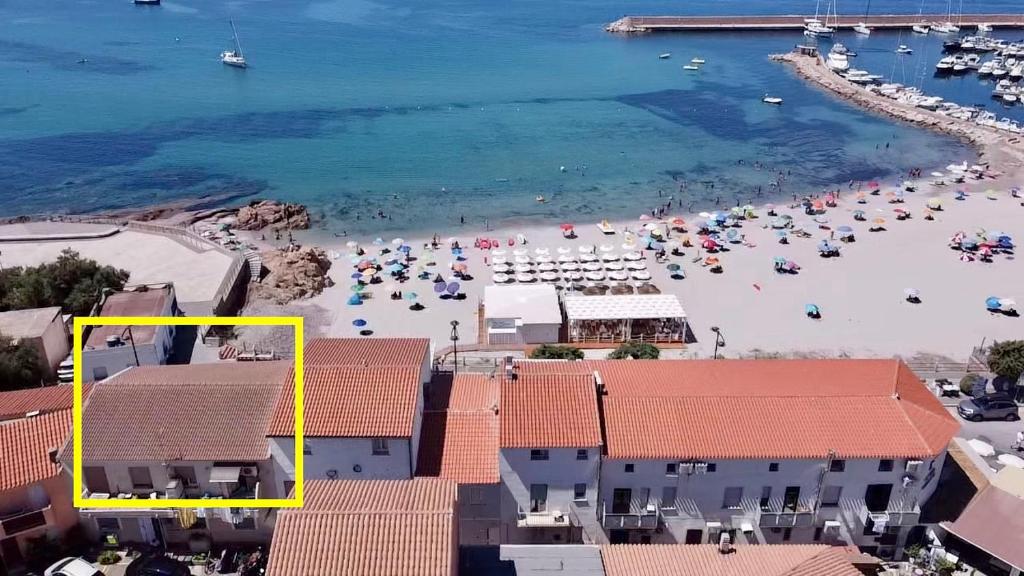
[[597, 220, 615, 235]]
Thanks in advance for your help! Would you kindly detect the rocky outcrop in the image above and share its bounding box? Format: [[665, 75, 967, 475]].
[[605, 17, 647, 33], [235, 200, 310, 231], [250, 245, 332, 304]]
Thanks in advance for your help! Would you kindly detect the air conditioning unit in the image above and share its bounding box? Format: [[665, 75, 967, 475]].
[[902, 474, 916, 488], [905, 460, 923, 474], [240, 466, 258, 477], [694, 463, 709, 475], [823, 520, 841, 534]]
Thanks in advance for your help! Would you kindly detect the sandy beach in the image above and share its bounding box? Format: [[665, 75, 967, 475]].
[[261, 52, 1024, 362]]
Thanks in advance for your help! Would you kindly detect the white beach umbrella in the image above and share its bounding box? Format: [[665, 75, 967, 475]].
[[536, 255, 554, 263], [515, 273, 535, 283], [584, 271, 606, 281], [578, 244, 596, 254], [391, 238, 405, 247], [605, 262, 624, 271], [631, 270, 653, 281], [998, 454, 1024, 469], [557, 254, 577, 263], [534, 247, 550, 255], [565, 271, 583, 281], [514, 264, 532, 273], [540, 271, 560, 282], [623, 251, 642, 261], [492, 273, 510, 284], [491, 249, 507, 257], [583, 262, 603, 272], [492, 257, 507, 265], [699, 211, 711, 218], [580, 253, 598, 263], [514, 255, 531, 264], [601, 253, 620, 262], [627, 261, 647, 270], [561, 262, 580, 271], [621, 243, 637, 251], [538, 262, 557, 272], [608, 271, 629, 281], [557, 247, 572, 254], [513, 248, 529, 257], [346, 240, 359, 249], [599, 244, 614, 253]]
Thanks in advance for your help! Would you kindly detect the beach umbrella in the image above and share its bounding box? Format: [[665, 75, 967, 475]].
[[350, 284, 365, 292], [704, 256, 719, 266], [361, 269, 376, 280], [813, 215, 829, 224], [773, 256, 787, 267], [534, 247, 549, 255], [837, 226, 854, 238], [666, 263, 681, 272], [557, 247, 572, 255], [399, 245, 412, 253], [345, 240, 359, 249], [904, 288, 920, 299], [391, 238, 404, 247], [698, 211, 711, 218], [599, 244, 614, 252], [817, 240, 837, 253], [725, 229, 740, 242], [350, 272, 363, 279], [812, 200, 824, 212], [775, 229, 788, 239], [871, 217, 885, 225], [853, 209, 865, 220], [373, 237, 384, 246], [986, 296, 1002, 310], [433, 281, 448, 294], [347, 294, 362, 306], [985, 189, 999, 200], [805, 303, 820, 316], [352, 319, 367, 327], [770, 217, 788, 229], [560, 223, 575, 232], [452, 262, 468, 273], [670, 217, 686, 227], [639, 214, 653, 221], [702, 238, 719, 250], [867, 180, 880, 190], [446, 282, 461, 295], [961, 238, 978, 250], [784, 260, 799, 272], [999, 298, 1017, 311]]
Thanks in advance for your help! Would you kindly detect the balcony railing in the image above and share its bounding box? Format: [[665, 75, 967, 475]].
[[516, 505, 572, 528], [758, 506, 815, 528], [601, 502, 660, 530], [859, 503, 921, 528], [0, 506, 52, 537]]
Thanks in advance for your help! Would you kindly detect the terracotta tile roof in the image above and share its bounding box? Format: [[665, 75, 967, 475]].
[[516, 359, 958, 459], [500, 374, 602, 448], [77, 362, 289, 461], [304, 337, 430, 368], [266, 479, 456, 576], [601, 545, 862, 576], [941, 484, 1024, 571], [0, 410, 72, 490], [417, 411, 499, 484], [0, 385, 91, 422], [426, 373, 499, 412], [268, 366, 421, 437]]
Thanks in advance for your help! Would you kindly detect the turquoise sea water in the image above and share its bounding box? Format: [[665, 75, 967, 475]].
[[0, 0, 1019, 236]]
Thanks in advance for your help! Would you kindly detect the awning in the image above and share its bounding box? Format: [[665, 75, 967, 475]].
[[209, 466, 242, 483]]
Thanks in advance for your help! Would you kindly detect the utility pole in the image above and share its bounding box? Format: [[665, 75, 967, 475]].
[[711, 326, 725, 359], [122, 326, 141, 367], [450, 320, 460, 374]]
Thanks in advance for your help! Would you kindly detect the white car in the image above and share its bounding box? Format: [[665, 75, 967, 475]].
[[44, 557, 102, 576]]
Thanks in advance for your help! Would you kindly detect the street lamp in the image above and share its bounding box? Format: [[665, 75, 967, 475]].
[[450, 320, 460, 374], [710, 326, 725, 360]]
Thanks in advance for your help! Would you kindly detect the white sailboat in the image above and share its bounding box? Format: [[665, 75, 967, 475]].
[[853, 0, 872, 35], [803, 0, 835, 37], [221, 19, 247, 68], [912, 0, 930, 34]]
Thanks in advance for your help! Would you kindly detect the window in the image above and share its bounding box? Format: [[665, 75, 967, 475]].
[[666, 463, 678, 476], [820, 485, 842, 507], [759, 486, 772, 510], [783, 527, 792, 541], [573, 483, 587, 501], [829, 459, 846, 472], [707, 463, 717, 473], [372, 438, 389, 456], [662, 486, 677, 509], [128, 466, 153, 490], [878, 459, 894, 472], [96, 518, 120, 532], [471, 486, 485, 505], [624, 463, 635, 473], [171, 466, 198, 488], [769, 462, 779, 472], [577, 449, 588, 460], [530, 484, 548, 512], [303, 443, 313, 455], [530, 449, 549, 461], [722, 487, 743, 509], [92, 366, 109, 381]]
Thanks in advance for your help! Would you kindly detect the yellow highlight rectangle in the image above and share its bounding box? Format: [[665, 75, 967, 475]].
[[72, 316, 303, 509]]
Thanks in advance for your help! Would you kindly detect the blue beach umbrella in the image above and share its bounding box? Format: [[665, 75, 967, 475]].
[[817, 240, 836, 253], [446, 282, 461, 295], [986, 296, 1002, 310], [373, 237, 384, 245], [404, 292, 419, 301], [725, 229, 740, 242], [775, 229, 788, 239], [347, 294, 362, 305], [433, 281, 448, 294], [666, 263, 681, 272], [352, 319, 367, 327], [805, 303, 820, 316], [399, 244, 412, 253], [649, 242, 664, 252], [350, 272, 362, 279]]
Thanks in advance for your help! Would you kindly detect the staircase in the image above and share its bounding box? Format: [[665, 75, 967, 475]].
[[244, 250, 263, 283]]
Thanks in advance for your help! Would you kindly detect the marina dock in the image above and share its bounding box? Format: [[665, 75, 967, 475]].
[[607, 14, 1024, 33]]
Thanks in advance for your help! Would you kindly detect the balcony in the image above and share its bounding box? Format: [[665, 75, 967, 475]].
[[80, 481, 260, 517], [858, 503, 921, 529], [0, 505, 53, 538], [758, 506, 815, 528], [601, 502, 660, 530], [516, 505, 572, 528]]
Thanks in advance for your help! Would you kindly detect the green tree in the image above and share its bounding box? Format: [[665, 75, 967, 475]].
[[0, 332, 43, 391], [529, 344, 584, 360], [608, 341, 661, 360], [959, 373, 985, 396], [0, 249, 129, 316], [987, 340, 1024, 382]]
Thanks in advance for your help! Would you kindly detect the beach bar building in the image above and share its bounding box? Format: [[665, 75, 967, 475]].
[[483, 285, 562, 346], [562, 294, 687, 343]]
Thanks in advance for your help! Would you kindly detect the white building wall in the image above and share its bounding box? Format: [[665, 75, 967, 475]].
[[599, 454, 944, 549], [80, 325, 174, 381], [268, 436, 412, 494], [519, 323, 560, 344], [38, 316, 70, 378], [500, 446, 600, 544], [458, 483, 502, 546], [80, 458, 277, 500]]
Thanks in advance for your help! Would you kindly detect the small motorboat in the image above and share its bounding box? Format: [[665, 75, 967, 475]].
[[762, 95, 783, 105], [977, 23, 993, 32], [1004, 94, 1019, 104], [691, 57, 706, 64], [536, 195, 546, 203], [683, 65, 700, 71], [854, 22, 871, 35], [659, 53, 672, 59], [912, 24, 930, 34], [896, 45, 913, 54]]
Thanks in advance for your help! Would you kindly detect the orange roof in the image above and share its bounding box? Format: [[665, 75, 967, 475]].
[[516, 359, 957, 459], [500, 374, 602, 448], [601, 545, 862, 576], [0, 410, 72, 491], [426, 373, 499, 412], [0, 385, 91, 422], [417, 411, 499, 484], [304, 337, 430, 367], [269, 366, 421, 437], [266, 479, 456, 576], [77, 362, 288, 461]]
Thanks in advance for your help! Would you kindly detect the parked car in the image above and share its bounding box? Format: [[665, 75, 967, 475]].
[[124, 554, 190, 576], [56, 354, 74, 384], [958, 393, 1020, 421], [44, 558, 101, 576]]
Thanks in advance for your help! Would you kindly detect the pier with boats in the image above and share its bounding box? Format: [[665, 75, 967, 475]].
[[607, 14, 1024, 33]]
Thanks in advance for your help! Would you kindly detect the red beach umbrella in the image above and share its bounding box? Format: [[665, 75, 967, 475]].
[[560, 223, 575, 231], [867, 180, 880, 190]]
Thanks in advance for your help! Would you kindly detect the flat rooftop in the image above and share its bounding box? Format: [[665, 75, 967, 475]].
[[85, 286, 172, 348], [0, 307, 62, 339]]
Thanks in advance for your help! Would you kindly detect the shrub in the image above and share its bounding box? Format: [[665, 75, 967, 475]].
[[0, 331, 43, 391], [987, 340, 1024, 382], [608, 342, 660, 360], [529, 344, 584, 360], [0, 248, 129, 316], [98, 551, 122, 565], [959, 373, 985, 396]]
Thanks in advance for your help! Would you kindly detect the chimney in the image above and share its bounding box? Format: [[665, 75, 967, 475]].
[[504, 356, 516, 381], [48, 447, 59, 464], [718, 531, 732, 555]]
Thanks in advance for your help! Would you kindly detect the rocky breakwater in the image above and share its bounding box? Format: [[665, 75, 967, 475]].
[[250, 245, 333, 304], [235, 200, 310, 231], [605, 17, 648, 33]]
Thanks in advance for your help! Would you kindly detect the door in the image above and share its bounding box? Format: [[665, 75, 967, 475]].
[[529, 484, 547, 513], [0, 537, 23, 573], [864, 484, 893, 513], [83, 466, 111, 494], [137, 518, 163, 547], [685, 529, 703, 544], [612, 488, 632, 514], [783, 486, 800, 511]]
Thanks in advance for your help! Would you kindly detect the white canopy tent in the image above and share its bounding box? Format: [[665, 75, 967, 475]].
[[563, 294, 687, 343], [484, 284, 562, 345]]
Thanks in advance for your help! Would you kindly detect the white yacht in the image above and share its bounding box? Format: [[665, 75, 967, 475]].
[[803, 0, 835, 37], [1010, 64, 1024, 80], [659, 53, 672, 59], [896, 45, 913, 54], [977, 23, 993, 33], [854, 23, 871, 35], [691, 58, 706, 64], [935, 56, 955, 73], [978, 61, 995, 75], [913, 24, 930, 34], [762, 94, 784, 105], [827, 51, 850, 72], [933, 22, 960, 34], [220, 19, 247, 68]]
